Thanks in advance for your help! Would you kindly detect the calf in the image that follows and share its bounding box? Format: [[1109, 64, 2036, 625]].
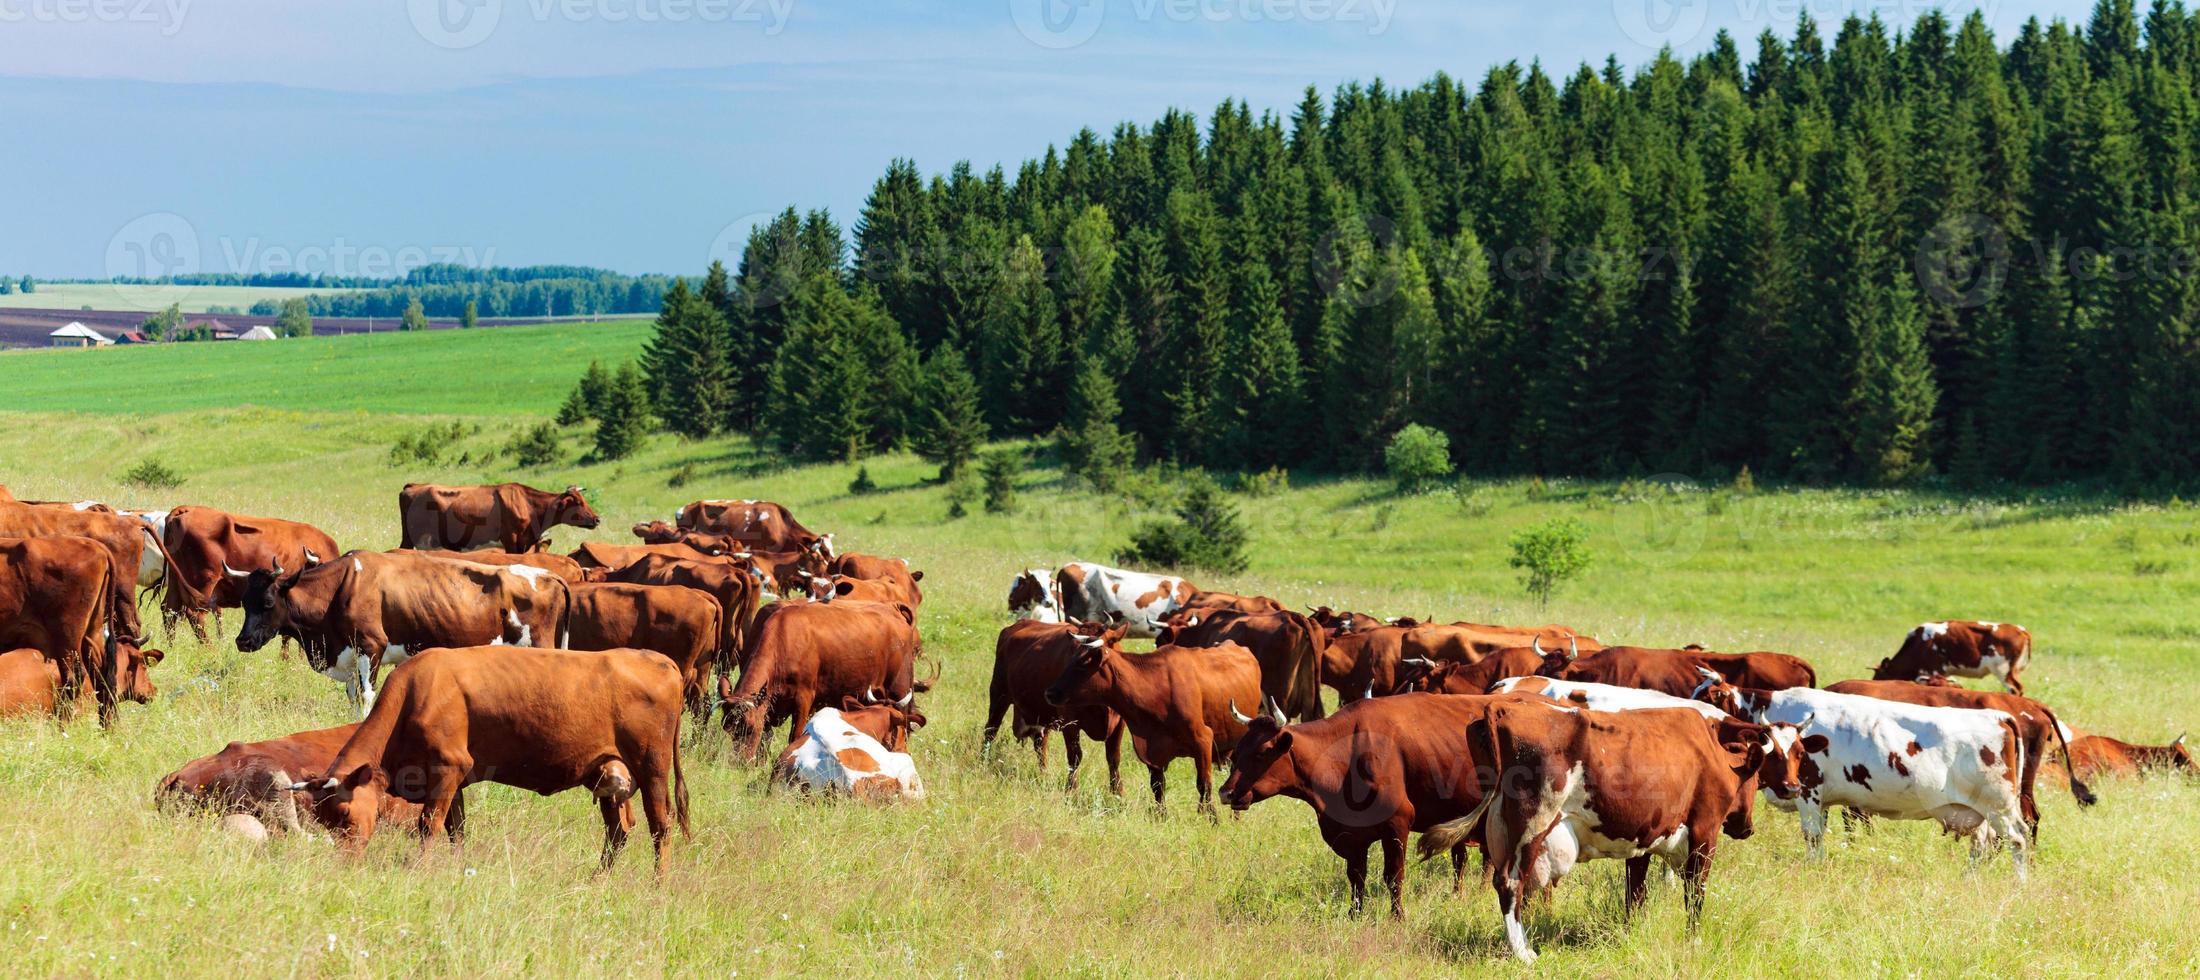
[[156, 723, 421, 833], [1006, 569, 1064, 622], [1691, 674, 2032, 877], [1054, 562, 1197, 638], [1416, 702, 1800, 962], [1219, 692, 1555, 919], [1825, 677, 2096, 832], [1044, 630, 1261, 818], [1156, 609, 1327, 721], [566, 582, 723, 714], [295, 646, 690, 873], [772, 705, 926, 801], [983, 619, 1124, 794], [1876, 621, 2032, 694], [2057, 732, 2194, 782]]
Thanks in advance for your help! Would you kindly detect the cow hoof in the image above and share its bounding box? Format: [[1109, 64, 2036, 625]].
[[220, 813, 270, 844]]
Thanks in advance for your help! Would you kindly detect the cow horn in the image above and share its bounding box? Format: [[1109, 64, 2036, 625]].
[[1696, 666, 1721, 680], [270, 559, 287, 577], [1265, 696, 1288, 726], [1229, 699, 1255, 724], [1532, 636, 1546, 657], [2175, 733, 2188, 748], [302, 548, 323, 565], [860, 689, 880, 704], [1403, 657, 1436, 668], [1796, 712, 1816, 732], [224, 563, 250, 580], [1565, 636, 1578, 661], [1362, 680, 1375, 701], [286, 781, 312, 792], [895, 690, 913, 709]]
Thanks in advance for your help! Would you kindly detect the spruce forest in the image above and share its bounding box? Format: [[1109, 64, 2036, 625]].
[[639, 3, 2200, 491]]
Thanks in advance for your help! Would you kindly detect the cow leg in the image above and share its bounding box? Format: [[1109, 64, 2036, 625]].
[[1380, 832, 1406, 920], [640, 761, 676, 877], [1342, 841, 1370, 917], [1061, 730, 1084, 793], [1624, 854, 1652, 916], [597, 796, 630, 871], [415, 768, 466, 860], [783, 692, 814, 750], [1147, 763, 1168, 815], [1451, 843, 1472, 896], [1104, 725, 1125, 797], [1494, 866, 1535, 963], [1681, 838, 1716, 928], [1192, 734, 1218, 822], [444, 790, 467, 847], [1032, 729, 1051, 775]]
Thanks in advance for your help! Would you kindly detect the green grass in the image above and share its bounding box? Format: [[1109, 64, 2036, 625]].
[[0, 282, 358, 314], [1, 326, 2196, 974], [0, 319, 650, 416]]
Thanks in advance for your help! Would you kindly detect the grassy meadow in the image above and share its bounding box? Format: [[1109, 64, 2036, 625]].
[[0, 282, 358, 314], [2, 330, 2198, 975]]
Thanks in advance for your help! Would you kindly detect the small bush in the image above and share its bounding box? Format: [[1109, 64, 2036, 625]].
[[388, 421, 469, 467], [669, 462, 699, 489], [1236, 467, 1290, 498], [981, 450, 1021, 514], [1454, 486, 1493, 519], [1732, 465, 1756, 495], [849, 465, 878, 495], [946, 470, 979, 520], [506, 422, 565, 468], [1116, 472, 1249, 574], [1384, 424, 1454, 491], [1509, 517, 1592, 608], [121, 459, 184, 490]]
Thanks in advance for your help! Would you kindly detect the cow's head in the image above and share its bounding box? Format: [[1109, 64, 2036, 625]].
[[93, 638, 162, 723], [294, 765, 387, 853], [1044, 628, 1129, 708], [1389, 657, 1440, 696], [1528, 635, 1579, 678], [631, 520, 681, 544], [557, 487, 602, 530], [2158, 733, 2196, 775], [1753, 718, 1819, 804], [1007, 570, 1062, 622], [1220, 699, 1300, 811], [233, 562, 298, 652], [1689, 666, 1763, 719], [801, 533, 836, 561]]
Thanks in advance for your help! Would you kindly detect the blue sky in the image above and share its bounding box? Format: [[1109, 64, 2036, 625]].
[[2, 0, 2083, 280]]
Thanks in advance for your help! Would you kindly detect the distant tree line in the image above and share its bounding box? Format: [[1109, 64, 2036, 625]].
[[240, 265, 672, 319], [641, 2, 2200, 490]]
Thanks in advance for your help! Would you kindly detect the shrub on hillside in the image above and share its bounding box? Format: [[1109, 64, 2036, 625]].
[[506, 422, 565, 468], [1509, 517, 1591, 608], [1116, 472, 1248, 574], [121, 458, 184, 490], [1384, 424, 1453, 491], [981, 450, 1020, 514], [849, 465, 878, 495]]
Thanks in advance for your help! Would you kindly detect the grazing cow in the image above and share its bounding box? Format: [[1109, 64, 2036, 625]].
[[393, 548, 587, 584], [829, 553, 924, 603], [772, 705, 926, 802], [1398, 645, 1548, 697], [673, 499, 832, 557], [1825, 678, 2096, 831], [1054, 562, 1197, 639], [293, 646, 689, 873], [156, 723, 422, 833], [722, 600, 925, 760], [1043, 630, 1262, 818], [1400, 621, 1602, 666], [1537, 640, 1817, 695], [566, 583, 723, 714], [1155, 609, 1327, 721], [234, 550, 568, 712], [1690, 673, 2032, 877], [1415, 702, 1802, 962], [0, 535, 163, 725], [982, 620, 1125, 794], [397, 482, 601, 553], [1876, 621, 2033, 694], [161, 506, 339, 635], [1007, 569, 1065, 622], [1307, 606, 1386, 637], [2056, 732, 2195, 781], [1219, 692, 1560, 919], [1171, 591, 1284, 621], [602, 556, 761, 686], [1490, 675, 1732, 721], [568, 540, 728, 573], [1315, 620, 1415, 704], [0, 499, 197, 654]]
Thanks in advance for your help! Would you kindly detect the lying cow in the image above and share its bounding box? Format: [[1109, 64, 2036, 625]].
[[294, 646, 689, 872], [157, 723, 422, 833], [1691, 673, 2032, 878], [1054, 561, 1196, 638], [2055, 731, 2194, 782], [772, 704, 926, 801], [397, 482, 601, 553], [1875, 621, 2032, 694], [234, 550, 568, 712], [1220, 692, 1559, 919], [1416, 701, 1802, 962], [1044, 629, 1261, 819], [983, 619, 1124, 794], [1007, 569, 1064, 622]]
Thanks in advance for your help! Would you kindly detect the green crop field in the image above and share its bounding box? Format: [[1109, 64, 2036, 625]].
[[0, 282, 360, 314], [0, 319, 651, 416], [1, 326, 2197, 975]]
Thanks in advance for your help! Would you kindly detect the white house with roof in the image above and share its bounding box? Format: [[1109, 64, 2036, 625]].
[[235, 325, 278, 341], [49, 322, 111, 348]]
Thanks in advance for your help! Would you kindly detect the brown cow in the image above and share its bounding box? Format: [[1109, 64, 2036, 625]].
[[565, 582, 723, 713], [1400, 621, 1602, 665], [1875, 621, 2033, 694], [1416, 701, 1804, 962], [722, 600, 924, 761], [1155, 609, 1326, 721], [2055, 731, 2195, 781], [0, 535, 163, 725], [1170, 591, 1284, 621], [0, 647, 65, 718], [1399, 645, 1549, 696], [1220, 692, 1560, 919], [982, 619, 1125, 794], [1537, 640, 1817, 695], [157, 723, 422, 833], [1317, 620, 1414, 705], [1043, 630, 1262, 819], [162, 505, 340, 636], [235, 550, 568, 712], [0, 499, 196, 654], [631, 520, 736, 550], [296, 646, 690, 873], [805, 575, 920, 606], [568, 540, 727, 573], [828, 553, 924, 605], [394, 548, 587, 584], [602, 555, 761, 690], [673, 499, 832, 557], [397, 482, 601, 553], [1825, 677, 2096, 833]]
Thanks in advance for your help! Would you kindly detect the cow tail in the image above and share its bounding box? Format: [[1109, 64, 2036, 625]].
[[2042, 706, 2097, 807], [672, 728, 692, 837], [140, 522, 205, 627], [1416, 716, 1504, 861]]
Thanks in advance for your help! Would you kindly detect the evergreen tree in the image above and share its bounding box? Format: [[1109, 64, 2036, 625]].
[[1059, 356, 1136, 490], [1212, 255, 1306, 470], [592, 363, 650, 461], [910, 349, 988, 480]]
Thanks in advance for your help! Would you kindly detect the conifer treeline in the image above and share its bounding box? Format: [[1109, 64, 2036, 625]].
[[645, 3, 2200, 488]]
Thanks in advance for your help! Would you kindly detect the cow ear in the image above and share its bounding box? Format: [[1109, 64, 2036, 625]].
[[910, 570, 924, 582], [834, 580, 855, 597], [143, 649, 165, 665], [1272, 731, 1293, 753]]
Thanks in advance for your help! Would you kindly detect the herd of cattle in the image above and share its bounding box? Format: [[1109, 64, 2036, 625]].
[[0, 480, 2193, 960]]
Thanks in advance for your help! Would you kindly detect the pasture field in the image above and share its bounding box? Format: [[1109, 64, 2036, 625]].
[[0, 283, 359, 314], [0, 319, 650, 416], [2, 331, 2198, 975]]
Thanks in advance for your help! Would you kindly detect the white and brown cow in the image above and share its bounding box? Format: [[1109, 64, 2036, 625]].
[[772, 705, 925, 802], [1692, 673, 2033, 878], [1875, 620, 2032, 694], [1489, 675, 1733, 721], [1054, 562, 1196, 639], [1006, 569, 1064, 623]]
